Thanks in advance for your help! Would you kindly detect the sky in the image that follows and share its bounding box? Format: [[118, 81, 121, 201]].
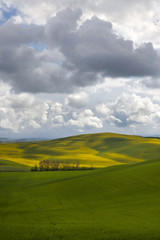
[[0, 0, 160, 139]]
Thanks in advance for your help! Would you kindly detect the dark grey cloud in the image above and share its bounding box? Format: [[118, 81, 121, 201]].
[[0, 25, 72, 93], [0, 8, 160, 93], [46, 10, 160, 77], [0, 20, 44, 45]]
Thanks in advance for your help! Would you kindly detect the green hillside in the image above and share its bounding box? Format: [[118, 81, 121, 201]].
[[0, 159, 160, 240], [1, 133, 160, 169], [0, 159, 29, 172]]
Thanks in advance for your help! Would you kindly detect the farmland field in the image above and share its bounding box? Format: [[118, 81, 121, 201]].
[[1, 133, 160, 169], [0, 133, 160, 240]]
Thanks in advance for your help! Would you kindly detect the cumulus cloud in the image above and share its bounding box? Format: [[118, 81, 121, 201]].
[[2, 0, 160, 48], [1, 0, 156, 25], [68, 109, 103, 128], [48, 102, 65, 127], [0, 82, 103, 135], [96, 93, 160, 128], [66, 92, 89, 109], [0, 8, 160, 93], [46, 8, 160, 79], [0, 82, 67, 132], [0, 21, 43, 46]]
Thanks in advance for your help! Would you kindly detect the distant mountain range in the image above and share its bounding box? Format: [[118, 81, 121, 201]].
[[0, 137, 49, 143]]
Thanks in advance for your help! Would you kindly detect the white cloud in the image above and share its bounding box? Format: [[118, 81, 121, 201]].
[[0, 82, 67, 132], [50, 102, 63, 115], [96, 93, 160, 128], [0, 118, 14, 130], [28, 120, 41, 129], [2, 0, 160, 47], [66, 92, 89, 108], [68, 109, 103, 128], [11, 15, 23, 24], [54, 115, 64, 123]]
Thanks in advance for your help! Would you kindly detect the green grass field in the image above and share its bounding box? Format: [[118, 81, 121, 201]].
[[0, 159, 160, 240], [1, 132, 160, 169]]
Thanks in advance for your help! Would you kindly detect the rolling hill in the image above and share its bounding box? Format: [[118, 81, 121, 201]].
[[0, 159, 160, 239], [1, 132, 160, 170], [0, 132, 160, 239]]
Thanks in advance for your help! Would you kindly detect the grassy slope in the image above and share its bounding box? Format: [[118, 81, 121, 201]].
[[0, 159, 29, 172], [0, 159, 160, 240], [1, 133, 160, 168]]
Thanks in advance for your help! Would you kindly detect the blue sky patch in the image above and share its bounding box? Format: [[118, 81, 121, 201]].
[[27, 43, 48, 52], [0, 4, 19, 25]]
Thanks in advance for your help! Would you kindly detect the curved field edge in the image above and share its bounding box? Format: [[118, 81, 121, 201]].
[[0, 159, 160, 239], [1, 132, 160, 168], [0, 159, 30, 172]]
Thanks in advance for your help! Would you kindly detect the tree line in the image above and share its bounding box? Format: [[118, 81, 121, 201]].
[[31, 159, 95, 171]]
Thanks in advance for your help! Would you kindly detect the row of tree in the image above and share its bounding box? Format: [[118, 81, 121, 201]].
[[31, 160, 94, 171]]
